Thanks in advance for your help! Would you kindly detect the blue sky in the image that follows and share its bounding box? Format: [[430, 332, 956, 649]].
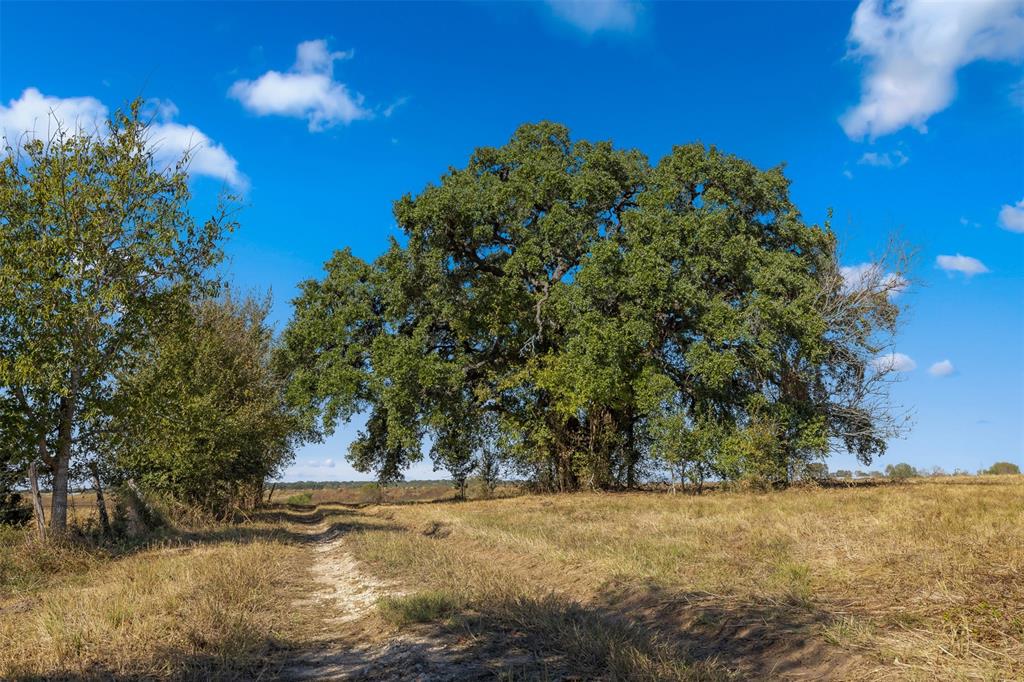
[[2, 1, 1022, 480]]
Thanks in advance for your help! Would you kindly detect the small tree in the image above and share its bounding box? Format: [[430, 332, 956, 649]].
[[802, 462, 830, 480], [0, 102, 233, 533], [983, 461, 1021, 476], [884, 462, 918, 480], [111, 294, 299, 514]]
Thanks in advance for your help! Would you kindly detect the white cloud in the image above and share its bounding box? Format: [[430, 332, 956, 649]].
[[928, 359, 955, 377], [546, 0, 639, 33], [843, 169, 854, 180], [936, 253, 990, 276], [840, 262, 908, 298], [857, 150, 908, 168], [998, 199, 1024, 233], [382, 96, 409, 118], [871, 352, 916, 373], [229, 39, 370, 131], [0, 87, 107, 142], [148, 120, 247, 191], [841, 0, 1024, 140], [0, 88, 245, 190]]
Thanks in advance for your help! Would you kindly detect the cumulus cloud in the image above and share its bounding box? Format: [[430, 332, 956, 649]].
[[936, 253, 990, 276], [998, 199, 1024, 233], [229, 39, 370, 131], [0, 87, 107, 142], [545, 0, 639, 33], [147, 120, 247, 191], [0, 88, 246, 190], [840, 262, 908, 298], [928, 359, 955, 377], [857, 150, 908, 168], [841, 0, 1024, 140], [871, 352, 916, 373]]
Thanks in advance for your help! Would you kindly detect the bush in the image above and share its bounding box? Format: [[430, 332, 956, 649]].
[[0, 492, 32, 526], [285, 492, 312, 505], [982, 461, 1021, 476], [884, 463, 919, 480]]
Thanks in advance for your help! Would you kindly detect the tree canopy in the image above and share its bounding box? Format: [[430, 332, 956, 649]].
[[0, 101, 296, 529], [278, 122, 908, 490], [110, 293, 299, 512]]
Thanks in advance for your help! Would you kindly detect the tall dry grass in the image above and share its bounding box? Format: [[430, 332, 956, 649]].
[[338, 476, 1023, 679], [0, 513, 314, 680]]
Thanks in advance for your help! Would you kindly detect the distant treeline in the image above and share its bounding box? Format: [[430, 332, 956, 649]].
[[272, 480, 456, 490]]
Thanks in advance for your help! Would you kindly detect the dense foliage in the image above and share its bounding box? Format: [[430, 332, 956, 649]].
[[983, 461, 1021, 476], [278, 123, 908, 490], [0, 102, 297, 528], [884, 462, 920, 479], [110, 294, 299, 512]]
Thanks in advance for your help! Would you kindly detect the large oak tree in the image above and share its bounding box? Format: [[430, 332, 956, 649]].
[[278, 123, 909, 490]]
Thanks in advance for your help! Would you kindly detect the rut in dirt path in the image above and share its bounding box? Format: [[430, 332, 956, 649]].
[[280, 509, 498, 681], [300, 527, 396, 625]]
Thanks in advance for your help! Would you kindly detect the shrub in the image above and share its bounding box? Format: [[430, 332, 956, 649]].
[[884, 463, 919, 479], [982, 461, 1021, 476], [285, 492, 313, 505], [0, 492, 32, 526]]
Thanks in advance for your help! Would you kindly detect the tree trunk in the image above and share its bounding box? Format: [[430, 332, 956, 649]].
[[28, 461, 46, 541], [50, 380, 78, 534], [624, 412, 638, 489], [50, 454, 69, 534], [89, 463, 111, 538]]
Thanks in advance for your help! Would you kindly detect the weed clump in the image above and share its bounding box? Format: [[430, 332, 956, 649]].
[[378, 591, 460, 626]]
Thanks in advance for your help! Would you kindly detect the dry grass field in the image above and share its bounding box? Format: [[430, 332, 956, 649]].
[[1, 476, 1021, 680]]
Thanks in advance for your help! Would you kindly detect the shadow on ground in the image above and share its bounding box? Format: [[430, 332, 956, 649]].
[[277, 586, 860, 680], [160, 504, 406, 548]]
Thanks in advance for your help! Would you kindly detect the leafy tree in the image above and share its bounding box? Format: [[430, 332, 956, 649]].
[[0, 102, 233, 532], [983, 461, 1021, 476], [884, 462, 918, 479], [802, 462, 830, 480], [111, 294, 299, 513], [278, 123, 909, 490], [834, 469, 853, 479]]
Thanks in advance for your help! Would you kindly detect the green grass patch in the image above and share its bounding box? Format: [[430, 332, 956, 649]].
[[378, 590, 460, 626], [285, 492, 313, 505]]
